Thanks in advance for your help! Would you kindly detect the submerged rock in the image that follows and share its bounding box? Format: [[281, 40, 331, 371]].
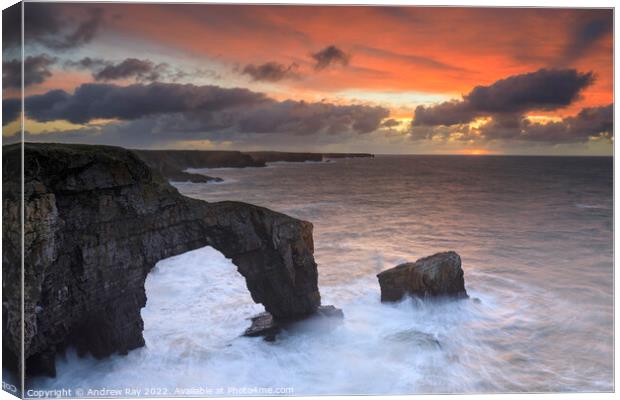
[[386, 329, 442, 349], [314, 304, 345, 318], [244, 313, 280, 341], [3, 143, 326, 377], [244, 305, 344, 341], [243, 312, 282, 342], [377, 251, 468, 302]]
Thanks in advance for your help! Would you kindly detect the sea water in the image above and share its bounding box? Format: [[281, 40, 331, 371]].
[[30, 155, 613, 394]]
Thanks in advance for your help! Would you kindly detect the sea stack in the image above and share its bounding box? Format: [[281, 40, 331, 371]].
[[377, 251, 468, 302]]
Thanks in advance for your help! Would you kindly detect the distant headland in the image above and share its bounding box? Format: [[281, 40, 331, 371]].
[[133, 150, 374, 183]]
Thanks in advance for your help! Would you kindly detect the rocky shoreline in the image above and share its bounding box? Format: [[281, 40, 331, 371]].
[[134, 149, 374, 183], [3, 143, 342, 377], [3, 142, 466, 380]]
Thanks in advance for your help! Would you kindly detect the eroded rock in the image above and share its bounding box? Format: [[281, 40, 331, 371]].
[[385, 329, 442, 349], [244, 312, 280, 341], [244, 305, 344, 341], [377, 251, 468, 302], [2, 143, 325, 377]]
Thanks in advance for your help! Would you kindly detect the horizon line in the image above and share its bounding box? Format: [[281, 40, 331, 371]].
[[7, 141, 614, 157]]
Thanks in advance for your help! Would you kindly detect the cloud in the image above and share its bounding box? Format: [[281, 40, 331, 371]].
[[65, 57, 109, 70], [312, 45, 350, 70], [237, 100, 389, 135], [3, 54, 57, 89], [560, 11, 613, 64], [92, 58, 165, 82], [413, 100, 476, 126], [242, 62, 299, 82], [4, 82, 390, 145], [4, 4, 104, 51], [2, 4, 105, 51], [38, 6, 104, 51], [408, 68, 611, 145], [509, 105, 612, 143], [15, 82, 267, 124], [411, 104, 613, 144], [381, 118, 400, 128], [65, 57, 219, 83], [413, 68, 594, 126], [3, 99, 20, 125], [5, 82, 389, 137]]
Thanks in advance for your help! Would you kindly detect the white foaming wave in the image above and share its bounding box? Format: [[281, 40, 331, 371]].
[[30, 245, 611, 394], [29, 247, 455, 393]]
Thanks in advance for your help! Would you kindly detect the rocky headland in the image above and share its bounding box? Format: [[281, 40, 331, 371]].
[[246, 151, 374, 164], [3, 143, 340, 378], [133, 150, 262, 183], [134, 149, 374, 183]]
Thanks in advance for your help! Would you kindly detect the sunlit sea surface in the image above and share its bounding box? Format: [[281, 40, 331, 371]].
[[32, 155, 613, 394]]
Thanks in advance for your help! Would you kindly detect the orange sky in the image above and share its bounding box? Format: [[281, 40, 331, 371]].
[[93, 5, 612, 110], [4, 3, 614, 154]]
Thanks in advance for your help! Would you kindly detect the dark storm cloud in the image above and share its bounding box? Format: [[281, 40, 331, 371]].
[[466, 69, 593, 112], [560, 11, 613, 64], [3, 98, 20, 125], [413, 101, 476, 126], [312, 46, 350, 70], [410, 104, 613, 144], [33, 6, 104, 51], [93, 58, 164, 82], [4, 4, 104, 51], [17, 82, 268, 124], [8, 83, 389, 135], [242, 62, 299, 82], [5, 82, 389, 138], [413, 69, 594, 126], [237, 101, 389, 135], [517, 104, 612, 143], [3, 54, 57, 89]]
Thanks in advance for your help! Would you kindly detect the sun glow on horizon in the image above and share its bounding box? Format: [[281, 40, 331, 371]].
[[456, 148, 495, 156]]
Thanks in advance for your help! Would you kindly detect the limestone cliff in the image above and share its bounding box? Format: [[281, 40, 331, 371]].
[[2, 143, 322, 377]]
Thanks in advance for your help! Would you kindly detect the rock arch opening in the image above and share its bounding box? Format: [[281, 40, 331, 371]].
[[142, 246, 262, 351]]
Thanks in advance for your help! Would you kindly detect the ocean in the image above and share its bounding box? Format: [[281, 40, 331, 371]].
[[30, 155, 613, 394]]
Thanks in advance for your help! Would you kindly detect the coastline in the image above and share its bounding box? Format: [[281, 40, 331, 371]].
[[5, 142, 330, 379], [134, 149, 373, 183]]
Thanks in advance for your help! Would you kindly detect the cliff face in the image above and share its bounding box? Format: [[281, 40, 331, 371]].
[[3, 143, 321, 377], [245, 151, 323, 164], [247, 151, 374, 163]]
